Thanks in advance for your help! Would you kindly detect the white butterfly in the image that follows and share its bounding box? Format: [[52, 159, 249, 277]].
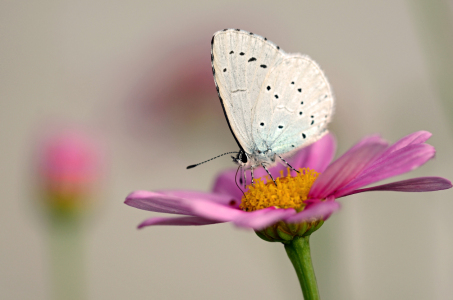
[[190, 29, 334, 185], [210, 29, 335, 183]]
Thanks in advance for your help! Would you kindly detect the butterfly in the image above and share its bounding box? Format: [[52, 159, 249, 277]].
[[189, 29, 334, 186]]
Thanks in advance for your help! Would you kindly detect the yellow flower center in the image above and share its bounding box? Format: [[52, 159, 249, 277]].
[[240, 168, 319, 212]]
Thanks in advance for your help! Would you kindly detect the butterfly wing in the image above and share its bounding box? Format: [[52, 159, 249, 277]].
[[211, 29, 285, 153], [251, 55, 334, 155]]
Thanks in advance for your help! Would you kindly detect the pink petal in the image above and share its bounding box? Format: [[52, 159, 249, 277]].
[[335, 144, 435, 197], [157, 190, 237, 207], [125, 190, 196, 215], [212, 169, 246, 202], [233, 208, 296, 229], [189, 199, 245, 221], [378, 131, 431, 160], [341, 177, 452, 196], [309, 136, 388, 199], [138, 216, 223, 228], [285, 201, 341, 223], [286, 133, 336, 175]]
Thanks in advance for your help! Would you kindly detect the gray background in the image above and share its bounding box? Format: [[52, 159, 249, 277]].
[[2, 0, 453, 299]]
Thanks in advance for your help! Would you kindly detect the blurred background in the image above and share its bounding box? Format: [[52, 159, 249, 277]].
[[2, 0, 453, 299]]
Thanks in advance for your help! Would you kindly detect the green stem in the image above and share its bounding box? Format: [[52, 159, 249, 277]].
[[284, 236, 320, 300], [49, 216, 86, 300]]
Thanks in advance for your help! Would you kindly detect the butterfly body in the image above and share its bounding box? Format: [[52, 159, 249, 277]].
[[211, 29, 334, 181]]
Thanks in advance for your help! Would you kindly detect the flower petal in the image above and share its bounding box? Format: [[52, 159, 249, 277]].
[[341, 177, 452, 196], [378, 131, 431, 160], [335, 144, 436, 197], [287, 132, 336, 175], [233, 208, 296, 229], [212, 169, 245, 202], [189, 199, 245, 221], [157, 190, 237, 207], [285, 201, 341, 223], [138, 216, 223, 228], [125, 190, 198, 215], [309, 136, 388, 199]]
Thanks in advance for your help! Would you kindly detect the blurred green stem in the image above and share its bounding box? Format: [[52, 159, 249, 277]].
[[409, 0, 453, 127], [284, 236, 320, 300], [49, 216, 86, 300]]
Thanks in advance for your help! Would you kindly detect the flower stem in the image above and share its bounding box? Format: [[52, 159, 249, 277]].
[[284, 236, 320, 300], [49, 216, 86, 300]]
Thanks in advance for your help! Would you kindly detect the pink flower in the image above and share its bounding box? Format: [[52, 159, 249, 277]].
[[36, 129, 102, 214], [125, 131, 451, 233]]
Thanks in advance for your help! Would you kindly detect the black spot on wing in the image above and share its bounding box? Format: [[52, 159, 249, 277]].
[[298, 88, 302, 93], [277, 46, 280, 50], [267, 86, 271, 91], [260, 64, 267, 68], [291, 81, 294, 85], [275, 95, 279, 99], [229, 51, 234, 54], [299, 111, 303, 115], [311, 120, 315, 125], [260, 122, 264, 126], [236, 29, 240, 31], [302, 133, 306, 139], [223, 68, 227, 72], [278, 125, 283, 129], [248, 57, 257, 62], [240, 52, 245, 56]]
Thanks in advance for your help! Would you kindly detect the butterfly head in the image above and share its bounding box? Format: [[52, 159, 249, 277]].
[[232, 150, 248, 167], [232, 148, 276, 169]]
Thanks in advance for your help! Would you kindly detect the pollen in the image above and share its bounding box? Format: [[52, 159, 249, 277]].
[[240, 168, 319, 212]]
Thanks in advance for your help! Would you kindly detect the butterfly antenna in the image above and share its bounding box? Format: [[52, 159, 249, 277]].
[[186, 151, 239, 169], [235, 165, 246, 198], [277, 154, 300, 173]]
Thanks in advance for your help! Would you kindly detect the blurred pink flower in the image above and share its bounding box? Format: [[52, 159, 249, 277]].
[[125, 131, 451, 233], [128, 42, 222, 139], [37, 129, 102, 214]]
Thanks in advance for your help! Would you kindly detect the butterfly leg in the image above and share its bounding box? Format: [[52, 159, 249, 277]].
[[277, 154, 300, 173], [242, 167, 247, 188], [262, 164, 277, 186], [250, 167, 255, 186]]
